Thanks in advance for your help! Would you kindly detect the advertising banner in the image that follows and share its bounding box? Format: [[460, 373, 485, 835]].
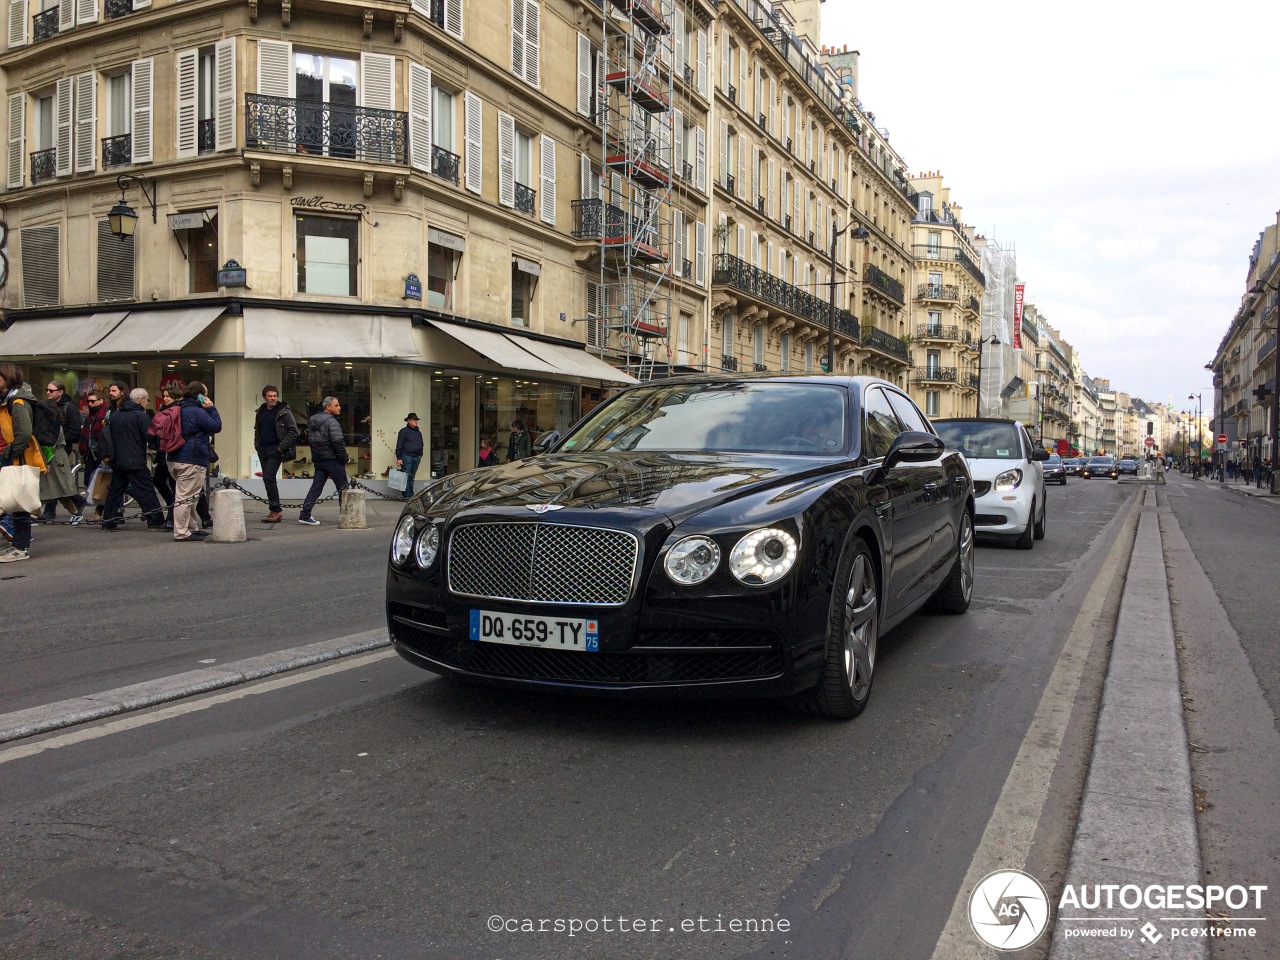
[[1013, 283, 1025, 350]]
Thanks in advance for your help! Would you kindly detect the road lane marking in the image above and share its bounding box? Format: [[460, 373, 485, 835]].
[[0, 650, 396, 765], [929, 490, 1143, 959]]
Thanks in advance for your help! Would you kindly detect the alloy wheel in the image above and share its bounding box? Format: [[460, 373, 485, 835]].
[[843, 553, 879, 703]]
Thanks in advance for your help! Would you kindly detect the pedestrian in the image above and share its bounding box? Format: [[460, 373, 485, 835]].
[[99, 388, 166, 532], [298, 396, 349, 525], [394, 413, 424, 497], [38, 381, 87, 524], [507, 419, 532, 462], [168, 381, 221, 542], [253, 384, 299, 523], [0, 362, 48, 562], [78, 389, 110, 521], [151, 386, 212, 531], [478, 438, 500, 467]]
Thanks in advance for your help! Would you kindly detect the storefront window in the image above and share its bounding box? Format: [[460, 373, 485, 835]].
[[189, 215, 219, 293], [281, 362, 372, 475], [430, 375, 461, 478], [296, 214, 359, 296], [478, 377, 578, 465], [31, 365, 145, 415]]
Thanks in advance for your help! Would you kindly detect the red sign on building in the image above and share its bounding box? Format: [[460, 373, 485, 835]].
[[1012, 284, 1025, 350]]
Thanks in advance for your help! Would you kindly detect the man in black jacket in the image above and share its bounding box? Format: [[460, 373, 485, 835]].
[[40, 381, 86, 523], [253, 384, 299, 523], [394, 412, 424, 498], [298, 396, 349, 525], [100, 388, 166, 532]]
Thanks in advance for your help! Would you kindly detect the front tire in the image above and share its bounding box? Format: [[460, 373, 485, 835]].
[[794, 538, 879, 720], [1034, 498, 1047, 540], [929, 510, 973, 614], [1015, 499, 1035, 550]]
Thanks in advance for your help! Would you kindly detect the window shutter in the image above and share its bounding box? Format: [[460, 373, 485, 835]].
[[97, 220, 136, 301], [464, 90, 482, 194], [175, 48, 198, 157], [766, 240, 773, 276], [511, 0, 524, 80], [586, 280, 603, 348], [55, 77, 72, 177], [695, 29, 706, 98], [672, 209, 683, 276], [673, 109, 683, 175], [695, 125, 705, 191], [718, 119, 727, 183], [539, 133, 555, 224], [768, 77, 776, 132], [73, 72, 96, 173], [410, 0, 428, 16], [610, 171, 621, 204], [20, 224, 60, 307], [766, 157, 775, 218], [75, 0, 95, 26], [132, 0, 149, 10], [497, 110, 514, 208], [360, 52, 395, 110], [257, 39, 293, 98], [673, 9, 684, 74], [130, 58, 153, 163], [750, 231, 759, 268], [695, 219, 706, 287], [524, 0, 539, 86], [8, 0, 27, 49], [579, 153, 590, 199], [576, 33, 591, 117], [58, 0, 73, 33], [749, 145, 757, 201], [720, 31, 729, 90], [443, 0, 462, 38], [215, 38, 236, 151], [735, 133, 745, 198], [408, 62, 432, 173], [7, 91, 25, 188], [736, 223, 744, 258]]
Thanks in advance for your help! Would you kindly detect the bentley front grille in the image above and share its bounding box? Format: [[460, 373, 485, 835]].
[[448, 522, 639, 605]]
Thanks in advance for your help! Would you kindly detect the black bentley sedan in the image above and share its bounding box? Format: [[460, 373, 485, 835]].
[[386, 375, 975, 719]]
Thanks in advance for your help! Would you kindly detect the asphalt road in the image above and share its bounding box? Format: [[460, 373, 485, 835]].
[[1, 480, 1140, 960]]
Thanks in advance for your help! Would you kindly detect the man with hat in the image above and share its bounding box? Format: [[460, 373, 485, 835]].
[[395, 412, 425, 498]]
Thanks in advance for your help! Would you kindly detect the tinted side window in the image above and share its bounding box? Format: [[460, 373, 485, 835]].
[[862, 388, 904, 460], [887, 391, 931, 434]]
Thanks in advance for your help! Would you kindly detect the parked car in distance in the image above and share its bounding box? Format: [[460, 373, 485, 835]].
[[1081, 455, 1118, 479], [932, 418, 1048, 550], [1043, 453, 1067, 485], [1062, 457, 1084, 476], [387, 375, 975, 720], [1117, 458, 1139, 475]]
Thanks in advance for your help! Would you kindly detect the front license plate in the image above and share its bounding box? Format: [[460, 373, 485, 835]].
[[469, 609, 600, 652]]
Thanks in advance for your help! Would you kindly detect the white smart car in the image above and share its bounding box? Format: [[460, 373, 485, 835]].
[[931, 418, 1048, 549]]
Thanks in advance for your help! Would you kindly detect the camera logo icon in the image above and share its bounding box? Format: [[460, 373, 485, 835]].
[[968, 868, 1050, 951]]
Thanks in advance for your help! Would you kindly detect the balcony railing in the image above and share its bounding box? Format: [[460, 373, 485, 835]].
[[30, 147, 56, 183], [916, 323, 962, 342], [725, 173, 736, 194], [514, 182, 536, 215], [914, 366, 958, 383], [753, 362, 768, 372], [756, 196, 765, 213], [32, 6, 58, 41], [721, 355, 739, 371], [432, 144, 460, 183], [864, 264, 905, 305], [909, 243, 986, 286], [682, 160, 693, 182], [728, 85, 736, 103], [198, 118, 216, 153], [105, 0, 132, 18], [862, 327, 911, 364], [429, 0, 445, 28], [757, 113, 766, 130], [916, 282, 959, 302], [1259, 334, 1277, 364], [245, 93, 408, 164], [101, 133, 131, 168], [968, 373, 981, 390], [683, 258, 692, 279], [712, 253, 859, 340]]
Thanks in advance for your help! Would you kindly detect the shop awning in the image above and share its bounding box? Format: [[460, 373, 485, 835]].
[[88, 305, 226, 353], [0, 311, 128, 356], [429, 321, 560, 375], [506, 337, 638, 384], [243, 308, 420, 359]]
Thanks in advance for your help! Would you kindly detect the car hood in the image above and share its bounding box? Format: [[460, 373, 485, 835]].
[[407, 452, 841, 524], [957, 456, 1029, 482]]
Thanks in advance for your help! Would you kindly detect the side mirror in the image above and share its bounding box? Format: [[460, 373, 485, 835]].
[[1030, 448, 1050, 461], [883, 431, 945, 471], [533, 430, 562, 455]]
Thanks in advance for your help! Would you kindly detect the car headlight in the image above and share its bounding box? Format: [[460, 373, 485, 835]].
[[664, 536, 721, 585], [994, 468, 1023, 491], [729, 528, 798, 585], [391, 515, 417, 565], [415, 523, 441, 568]]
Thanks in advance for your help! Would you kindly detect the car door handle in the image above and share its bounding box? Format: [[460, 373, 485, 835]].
[[875, 502, 892, 520]]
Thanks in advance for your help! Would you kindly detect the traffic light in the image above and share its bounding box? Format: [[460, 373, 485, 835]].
[[1147, 422, 1154, 436]]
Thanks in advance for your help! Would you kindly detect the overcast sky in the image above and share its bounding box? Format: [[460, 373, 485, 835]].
[[820, 2, 1280, 410]]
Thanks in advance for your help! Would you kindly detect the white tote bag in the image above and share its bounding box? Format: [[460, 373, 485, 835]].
[[0, 465, 42, 513], [387, 468, 409, 492]]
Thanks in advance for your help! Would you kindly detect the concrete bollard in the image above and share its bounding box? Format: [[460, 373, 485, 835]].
[[209, 487, 247, 542], [338, 488, 367, 529]]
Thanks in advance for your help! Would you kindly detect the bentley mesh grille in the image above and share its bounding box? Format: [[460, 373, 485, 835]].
[[448, 522, 639, 605]]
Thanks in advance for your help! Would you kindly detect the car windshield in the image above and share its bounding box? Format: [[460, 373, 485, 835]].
[[1048, 455, 1062, 464], [933, 421, 1023, 460], [1089, 457, 1113, 465], [559, 381, 849, 455]]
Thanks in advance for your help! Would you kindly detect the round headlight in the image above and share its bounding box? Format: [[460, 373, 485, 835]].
[[994, 468, 1023, 491], [414, 523, 441, 568], [664, 536, 721, 585], [391, 515, 416, 565], [729, 528, 798, 585]]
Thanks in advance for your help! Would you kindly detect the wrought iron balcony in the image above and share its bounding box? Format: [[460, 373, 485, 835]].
[[728, 85, 736, 103], [1259, 334, 1276, 364], [432, 144, 460, 183], [756, 196, 765, 213], [721, 355, 739, 371], [515, 182, 536, 215], [784, 214, 792, 232], [968, 373, 981, 390], [683, 259, 692, 279], [914, 366, 958, 383], [684, 65, 693, 86], [786, 137, 793, 153], [245, 93, 408, 165], [725, 173, 735, 194], [198, 118, 216, 153], [29, 147, 56, 184], [32, 6, 58, 41], [712, 253, 859, 340], [916, 282, 959, 302], [758, 113, 766, 130], [682, 160, 692, 182], [916, 323, 962, 341], [105, 0, 132, 18], [102, 133, 131, 168], [807, 231, 815, 247], [909, 243, 986, 286], [753, 362, 768, 372], [429, 0, 445, 28], [861, 327, 910, 364], [864, 264, 905, 305]]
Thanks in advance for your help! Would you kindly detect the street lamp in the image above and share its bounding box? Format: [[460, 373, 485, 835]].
[[107, 174, 157, 240], [827, 219, 870, 374], [974, 333, 1000, 416], [1188, 392, 1202, 479], [1247, 272, 1280, 493]]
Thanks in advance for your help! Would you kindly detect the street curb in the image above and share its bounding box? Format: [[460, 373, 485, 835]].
[[1050, 487, 1205, 959], [0, 629, 390, 745]]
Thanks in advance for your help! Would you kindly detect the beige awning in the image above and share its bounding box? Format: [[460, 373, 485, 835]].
[[0, 311, 128, 356], [243, 308, 420, 358], [429, 320, 560, 375], [88, 305, 226, 353], [505, 336, 638, 384]]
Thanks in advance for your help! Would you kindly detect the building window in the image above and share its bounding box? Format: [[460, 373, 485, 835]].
[[197, 48, 217, 152], [926, 349, 941, 378], [753, 322, 764, 367], [721, 315, 733, 359], [427, 245, 459, 311], [189, 214, 219, 293], [677, 313, 690, 362], [927, 310, 941, 334], [919, 194, 932, 217], [926, 390, 940, 418], [97, 220, 136, 301], [21, 224, 61, 307], [295, 214, 358, 296], [927, 231, 940, 256], [511, 263, 535, 326], [780, 333, 791, 371], [511, 0, 540, 86], [295, 52, 358, 158], [433, 85, 456, 152]]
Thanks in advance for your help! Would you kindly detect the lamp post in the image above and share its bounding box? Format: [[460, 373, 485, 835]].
[[107, 174, 157, 240], [974, 333, 1000, 416], [1248, 272, 1280, 493], [827, 219, 870, 375], [1188, 392, 1202, 479]]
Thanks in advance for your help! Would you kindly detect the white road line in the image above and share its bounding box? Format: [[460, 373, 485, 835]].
[[929, 492, 1141, 959], [0, 650, 396, 765]]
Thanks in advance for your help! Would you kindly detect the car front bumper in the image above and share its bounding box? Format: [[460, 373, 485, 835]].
[[972, 485, 1035, 534]]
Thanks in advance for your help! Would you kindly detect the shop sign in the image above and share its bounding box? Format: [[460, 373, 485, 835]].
[[217, 259, 248, 287], [404, 273, 422, 301], [160, 374, 187, 395], [167, 212, 206, 231]]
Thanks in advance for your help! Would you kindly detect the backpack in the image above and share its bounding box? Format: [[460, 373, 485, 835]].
[[31, 398, 63, 447], [149, 404, 186, 454]]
